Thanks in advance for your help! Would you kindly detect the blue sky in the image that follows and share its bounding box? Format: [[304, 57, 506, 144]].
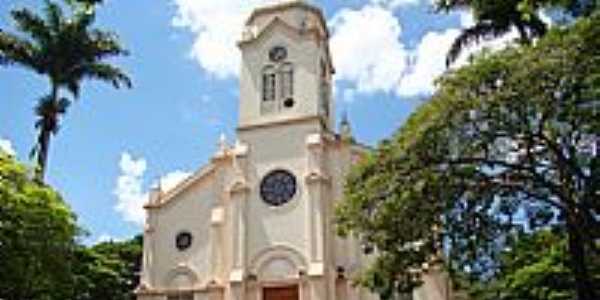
[[1, 0, 474, 243]]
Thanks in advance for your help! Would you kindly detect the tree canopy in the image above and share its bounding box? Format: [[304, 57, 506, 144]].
[[0, 153, 80, 300], [70, 236, 142, 300], [0, 152, 142, 300], [337, 11, 600, 300]]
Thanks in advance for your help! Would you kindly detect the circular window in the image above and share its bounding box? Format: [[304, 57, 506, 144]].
[[260, 170, 297, 206], [269, 46, 287, 62], [175, 231, 192, 251]]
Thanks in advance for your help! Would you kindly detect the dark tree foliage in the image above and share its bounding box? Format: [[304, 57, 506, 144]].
[[337, 12, 600, 300], [69, 236, 143, 300], [462, 229, 600, 300], [434, 0, 600, 65], [0, 0, 131, 180], [0, 152, 142, 300]]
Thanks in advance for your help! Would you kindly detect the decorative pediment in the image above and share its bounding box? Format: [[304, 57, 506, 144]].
[[248, 244, 308, 279], [244, 1, 329, 36], [164, 264, 199, 289], [144, 163, 216, 209], [238, 16, 321, 48]]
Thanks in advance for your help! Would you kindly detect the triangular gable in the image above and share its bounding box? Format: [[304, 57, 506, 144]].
[[238, 16, 318, 47], [238, 16, 335, 73], [144, 162, 217, 209], [245, 1, 329, 38]]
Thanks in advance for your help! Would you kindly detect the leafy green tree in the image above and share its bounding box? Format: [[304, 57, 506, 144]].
[[0, 0, 131, 180], [337, 12, 600, 300], [0, 153, 80, 300], [462, 229, 599, 300], [92, 235, 143, 300], [69, 236, 142, 300]]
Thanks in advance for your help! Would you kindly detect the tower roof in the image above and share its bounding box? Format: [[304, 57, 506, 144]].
[[245, 1, 329, 38]]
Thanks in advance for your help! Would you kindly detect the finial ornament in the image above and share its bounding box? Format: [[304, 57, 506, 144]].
[[340, 111, 352, 140], [218, 133, 228, 152]]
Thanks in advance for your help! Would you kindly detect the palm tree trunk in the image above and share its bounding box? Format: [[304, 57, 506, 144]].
[[36, 123, 52, 182], [35, 84, 58, 182]]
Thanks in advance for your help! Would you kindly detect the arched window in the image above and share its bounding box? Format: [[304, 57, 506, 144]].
[[280, 63, 293, 101], [261, 63, 294, 113], [319, 60, 329, 117], [262, 66, 276, 102]]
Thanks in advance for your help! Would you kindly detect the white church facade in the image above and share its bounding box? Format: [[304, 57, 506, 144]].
[[136, 2, 449, 300]]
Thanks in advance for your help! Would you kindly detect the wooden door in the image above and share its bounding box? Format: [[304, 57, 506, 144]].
[[263, 285, 299, 300]]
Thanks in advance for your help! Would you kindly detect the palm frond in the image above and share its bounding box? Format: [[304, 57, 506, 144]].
[[446, 21, 511, 66], [434, 0, 472, 12], [0, 29, 41, 72], [87, 29, 129, 59], [73, 6, 96, 32], [78, 62, 132, 89], [66, 80, 81, 99], [44, 0, 64, 33], [11, 8, 51, 46]]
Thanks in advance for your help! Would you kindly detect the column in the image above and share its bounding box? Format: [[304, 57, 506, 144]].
[[305, 133, 330, 300], [229, 141, 250, 300]]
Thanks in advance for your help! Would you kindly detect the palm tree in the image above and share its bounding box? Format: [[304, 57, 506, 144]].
[[0, 0, 131, 181], [436, 0, 548, 65]]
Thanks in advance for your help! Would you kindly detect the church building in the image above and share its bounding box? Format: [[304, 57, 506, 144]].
[[136, 2, 449, 300]]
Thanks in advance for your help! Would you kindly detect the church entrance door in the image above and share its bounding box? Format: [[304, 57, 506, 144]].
[[263, 285, 299, 300]]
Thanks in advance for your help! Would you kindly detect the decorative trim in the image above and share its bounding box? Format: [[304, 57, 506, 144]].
[[144, 163, 216, 209], [135, 285, 224, 296], [163, 264, 200, 288], [245, 1, 330, 38], [249, 244, 308, 276], [308, 262, 325, 277], [305, 172, 331, 185], [305, 133, 323, 147], [228, 181, 251, 195], [230, 268, 245, 283], [237, 115, 326, 132]]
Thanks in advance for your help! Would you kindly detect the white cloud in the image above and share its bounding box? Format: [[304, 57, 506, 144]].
[[330, 5, 409, 94], [113, 152, 191, 226], [369, 0, 421, 9], [0, 137, 16, 156], [172, 0, 282, 79], [114, 152, 148, 226], [170, 3, 535, 98], [397, 28, 460, 96]]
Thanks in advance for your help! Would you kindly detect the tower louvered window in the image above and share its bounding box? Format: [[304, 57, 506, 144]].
[[281, 63, 294, 101], [262, 66, 276, 102]]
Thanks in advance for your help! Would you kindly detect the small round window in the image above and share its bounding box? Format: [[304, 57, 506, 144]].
[[175, 231, 192, 251]]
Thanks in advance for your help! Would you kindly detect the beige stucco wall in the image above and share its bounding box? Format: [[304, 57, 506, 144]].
[[238, 2, 333, 131], [147, 173, 218, 289], [138, 2, 446, 300]]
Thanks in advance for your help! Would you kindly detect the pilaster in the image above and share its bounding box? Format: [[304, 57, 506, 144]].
[[304, 133, 331, 300], [228, 141, 250, 300]]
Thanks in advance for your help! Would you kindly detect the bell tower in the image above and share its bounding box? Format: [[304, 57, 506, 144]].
[[237, 0, 334, 131]]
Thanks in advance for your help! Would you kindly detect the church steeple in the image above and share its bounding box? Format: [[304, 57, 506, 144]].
[[237, 0, 334, 131]]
